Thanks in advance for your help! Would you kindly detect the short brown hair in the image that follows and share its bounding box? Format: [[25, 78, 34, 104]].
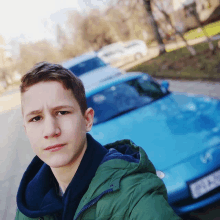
[[20, 61, 87, 114]]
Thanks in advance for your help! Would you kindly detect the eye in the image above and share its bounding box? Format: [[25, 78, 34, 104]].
[[30, 116, 42, 122], [57, 111, 70, 116]]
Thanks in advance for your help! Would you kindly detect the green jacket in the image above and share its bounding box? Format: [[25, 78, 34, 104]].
[[15, 139, 181, 220]]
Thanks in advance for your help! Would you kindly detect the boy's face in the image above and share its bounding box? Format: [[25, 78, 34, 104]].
[[22, 81, 94, 168]]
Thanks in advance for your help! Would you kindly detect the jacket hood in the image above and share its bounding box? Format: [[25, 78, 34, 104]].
[[103, 139, 156, 175], [17, 156, 62, 218]]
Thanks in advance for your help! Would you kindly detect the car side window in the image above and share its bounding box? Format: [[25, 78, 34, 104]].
[[69, 57, 106, 76]]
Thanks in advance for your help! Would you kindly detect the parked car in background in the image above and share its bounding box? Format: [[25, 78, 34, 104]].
[[84, 72, 220, 217], [123, 39, 148, 60], [97, 42, 127, 67], [97, 40, 148, 67], [62, 52, 124, 88]]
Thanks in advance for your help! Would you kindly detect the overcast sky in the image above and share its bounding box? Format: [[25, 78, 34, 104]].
[[0, 0, 109, 44]]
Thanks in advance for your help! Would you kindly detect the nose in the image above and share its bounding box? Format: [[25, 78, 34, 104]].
[[43, 115, 61, 139]]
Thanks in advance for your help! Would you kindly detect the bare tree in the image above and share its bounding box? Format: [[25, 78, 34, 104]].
[[152, 0, 197, 56], [66, 10, 85, 41], [80, 9, 119, 50], [103, 8, 131, 41], [0, 69, 10, 88], [142, 0, 166, 54], [65, 10, 90, 55], [18, 40, 61, 74], [56, 24, 68, 49], [111, 0, 166, 54], [0, 35, 6, 67], [185, 1, 215, 52]]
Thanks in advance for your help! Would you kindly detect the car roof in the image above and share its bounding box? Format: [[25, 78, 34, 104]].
[[85, 72, 147, 97], [98, 42, 124, 52], [62, 51, 99, 69]]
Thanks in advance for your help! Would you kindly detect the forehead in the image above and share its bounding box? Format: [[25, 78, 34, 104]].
[[21, 81, 77, 114]]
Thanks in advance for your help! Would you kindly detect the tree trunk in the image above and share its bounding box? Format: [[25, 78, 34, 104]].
[[2, 70, 10, 89], [157, 7, 197, 56], [192, 4, 215, 52], [143, 0, 166, 55]]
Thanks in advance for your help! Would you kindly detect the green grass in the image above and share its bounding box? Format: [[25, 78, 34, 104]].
[[184, 20, 220, 40], [128, 40, 220, 81], [147, 21, 220, 51]]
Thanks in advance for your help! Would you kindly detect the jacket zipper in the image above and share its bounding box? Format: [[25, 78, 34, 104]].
[[73, 188, 113, 220]]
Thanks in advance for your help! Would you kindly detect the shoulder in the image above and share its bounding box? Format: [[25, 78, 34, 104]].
[[120, 173, 181, 219], [120, 171, 168, 201], [94, 172, 170, 219]]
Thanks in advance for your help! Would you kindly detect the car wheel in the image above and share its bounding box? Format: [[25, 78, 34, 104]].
[[134, 53, 143, 60]]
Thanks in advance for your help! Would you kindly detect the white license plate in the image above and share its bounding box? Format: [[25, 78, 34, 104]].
[[189, 169, 220, 199]]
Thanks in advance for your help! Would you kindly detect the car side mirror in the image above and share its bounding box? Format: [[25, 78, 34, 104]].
[[161, 80, 169, 91]]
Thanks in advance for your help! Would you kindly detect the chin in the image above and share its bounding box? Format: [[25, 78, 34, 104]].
[[45, 155, 71, 168], [48, 161, 69, 169]]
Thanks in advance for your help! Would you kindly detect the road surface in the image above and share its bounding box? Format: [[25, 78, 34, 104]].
[[0, 106, 34, 220]]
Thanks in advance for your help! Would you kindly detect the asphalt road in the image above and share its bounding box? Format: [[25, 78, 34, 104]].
[[0, 106, 34, 220], [166, 79, 220, 99]]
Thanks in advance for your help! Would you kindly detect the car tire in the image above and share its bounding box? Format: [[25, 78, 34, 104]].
[[134, 53, 143, 60]]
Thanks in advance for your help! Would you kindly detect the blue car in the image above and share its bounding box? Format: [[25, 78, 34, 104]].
[[85, 72, 220, 216], [62, 52, 123, 88]]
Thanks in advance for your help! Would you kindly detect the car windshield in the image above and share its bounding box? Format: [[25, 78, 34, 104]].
[[69, 57, 106, 76], [103, 51, 120, 57], [87, 75, 168, 125], [124, 42, 139, 49]]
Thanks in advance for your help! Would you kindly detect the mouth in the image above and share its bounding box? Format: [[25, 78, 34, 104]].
[[45, 144, 66, 152]]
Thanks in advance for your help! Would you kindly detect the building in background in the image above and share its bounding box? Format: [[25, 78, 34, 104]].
[[171, 0, 220, 32]]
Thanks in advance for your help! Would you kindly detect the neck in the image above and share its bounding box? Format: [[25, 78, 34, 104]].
[[50, 141, 87, 194]]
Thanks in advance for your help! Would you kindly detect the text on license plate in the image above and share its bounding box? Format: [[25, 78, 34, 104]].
[[189, 169, 220, 199]]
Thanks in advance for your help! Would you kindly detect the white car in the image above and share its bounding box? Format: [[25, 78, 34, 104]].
[[62, 52, 123, 89], [97, 42, 126, 66], [98, 49, 125, 66], [97, 40, 148, 67], [123, 39, 148, 60]]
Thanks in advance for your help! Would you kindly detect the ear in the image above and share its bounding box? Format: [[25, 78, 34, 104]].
[[84, 108, 94, 132]]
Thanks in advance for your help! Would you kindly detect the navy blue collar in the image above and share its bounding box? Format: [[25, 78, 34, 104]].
[[61, 133, 108, 220]]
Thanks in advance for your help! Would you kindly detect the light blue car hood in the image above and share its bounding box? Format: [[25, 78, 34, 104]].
[[90, 92, 220, 170], [80, 66, 121, 88]]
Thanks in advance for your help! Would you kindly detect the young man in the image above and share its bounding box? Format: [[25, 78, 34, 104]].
[[15, 62, 181, 220]]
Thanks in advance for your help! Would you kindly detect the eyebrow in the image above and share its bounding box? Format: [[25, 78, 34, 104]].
[[25, 105, 74, 118]]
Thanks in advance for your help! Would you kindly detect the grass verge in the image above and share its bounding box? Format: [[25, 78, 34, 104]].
[[184, 20, 220, 40], [148, 20, 220, 47], [128, 39, 220, 81]]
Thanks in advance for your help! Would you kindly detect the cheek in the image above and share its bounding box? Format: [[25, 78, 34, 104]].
[[60, 118, 87, 142], [61, 117, 85, 132], [25, 126, 42, 147]]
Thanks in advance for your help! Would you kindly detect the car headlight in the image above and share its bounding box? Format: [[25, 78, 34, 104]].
[[156, 170, 165, 179]]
